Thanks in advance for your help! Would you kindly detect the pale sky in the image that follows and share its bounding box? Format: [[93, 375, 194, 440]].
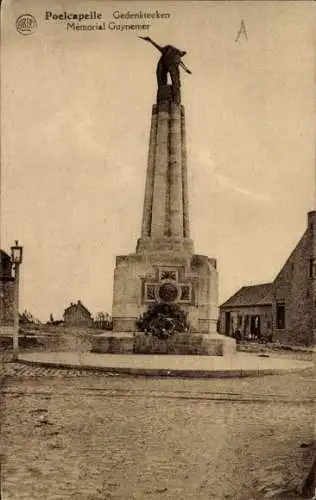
[[1, 1, 315, 321]]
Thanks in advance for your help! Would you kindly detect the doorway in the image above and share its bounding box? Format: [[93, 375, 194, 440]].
[[225, 312, 231, 335], [250, 315, 261, 338]]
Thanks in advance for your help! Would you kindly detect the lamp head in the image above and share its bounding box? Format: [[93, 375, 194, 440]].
[[11, 240, 23, 265]]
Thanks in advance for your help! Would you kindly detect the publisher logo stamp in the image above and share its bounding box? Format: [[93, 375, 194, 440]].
[[16, 14, 38, 35]]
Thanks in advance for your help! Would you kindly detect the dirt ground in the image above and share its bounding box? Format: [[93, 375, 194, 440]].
[[0, 356, 315, 500]]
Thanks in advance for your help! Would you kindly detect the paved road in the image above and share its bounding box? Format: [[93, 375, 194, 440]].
[[1, 361, 111, 378], [1, 362, 315, 500]]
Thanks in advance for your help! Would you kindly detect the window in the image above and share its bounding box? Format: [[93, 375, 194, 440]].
[[276, 303, 285, 330], [309, 259, 316, 278]]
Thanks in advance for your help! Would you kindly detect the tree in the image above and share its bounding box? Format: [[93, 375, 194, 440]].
[[19, 309, 41, 325], [94, 312, 113, 330]]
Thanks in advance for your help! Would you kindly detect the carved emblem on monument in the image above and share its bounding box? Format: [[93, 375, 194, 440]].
[[158, 282, 179, 303], [160, 269, 177, 281], [143, 267, 192, 305]]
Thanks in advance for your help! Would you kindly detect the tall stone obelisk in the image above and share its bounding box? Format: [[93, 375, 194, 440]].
[[136, 85, 193, 255], [111, 40, 234, 355]]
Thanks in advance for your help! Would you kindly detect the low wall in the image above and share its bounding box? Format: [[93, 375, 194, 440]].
[[273, 329, 315, 347], [0, 328, 96, 353]]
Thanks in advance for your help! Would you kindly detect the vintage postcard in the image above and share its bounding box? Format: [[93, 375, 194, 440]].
[[1, 1, 315, 499]]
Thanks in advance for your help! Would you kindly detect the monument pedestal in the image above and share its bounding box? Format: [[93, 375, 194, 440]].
[[90, 332, 235, 356], [91, 332, 134, 354], [112, 250, 219, 335]]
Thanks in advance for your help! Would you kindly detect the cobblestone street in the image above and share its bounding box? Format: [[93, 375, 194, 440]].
[[0, 361, 315, 500]]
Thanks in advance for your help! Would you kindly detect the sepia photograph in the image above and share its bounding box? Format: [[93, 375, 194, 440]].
[[1, 1, 315, 499]]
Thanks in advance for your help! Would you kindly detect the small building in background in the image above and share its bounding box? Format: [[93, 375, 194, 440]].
[[63, 300, 93, 328], [220, 283, 273, 341], [0, 250, 15, 335], [219, 211, 316, 346]]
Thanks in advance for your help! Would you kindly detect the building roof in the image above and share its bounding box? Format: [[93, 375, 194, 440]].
[[63, 300, 92, 317], [220, 283, 273, 308]]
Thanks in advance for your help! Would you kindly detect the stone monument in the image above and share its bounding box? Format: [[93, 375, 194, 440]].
[[93, 37, 235, 355], [95, 38, 236, 355]]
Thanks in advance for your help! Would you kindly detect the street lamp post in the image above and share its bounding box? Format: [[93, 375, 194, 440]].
[[11, 240, 23, 361]]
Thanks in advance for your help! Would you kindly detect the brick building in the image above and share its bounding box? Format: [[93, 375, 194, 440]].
[[0, 250, 15, 335], [219, 211, 316, 346], [272, 210, 315, 345], [63, 300, 93, 327]]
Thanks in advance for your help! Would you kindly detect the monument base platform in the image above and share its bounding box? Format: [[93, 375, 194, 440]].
[[90, 332, 236, 356], [91, 333, 134, 354]]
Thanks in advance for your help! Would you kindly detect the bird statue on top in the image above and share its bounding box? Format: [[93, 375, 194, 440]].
[[138, 36, 192, 105]]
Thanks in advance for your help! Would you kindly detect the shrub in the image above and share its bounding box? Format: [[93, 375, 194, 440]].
[[136, 303, 189, 339]]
